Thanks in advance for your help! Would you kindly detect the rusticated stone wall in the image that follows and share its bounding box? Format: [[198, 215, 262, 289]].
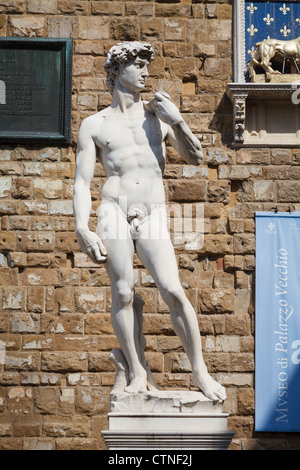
[[0, 0, 300, 451]]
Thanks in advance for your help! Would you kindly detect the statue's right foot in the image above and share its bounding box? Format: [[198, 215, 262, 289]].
[[125, 376, 147, 393]]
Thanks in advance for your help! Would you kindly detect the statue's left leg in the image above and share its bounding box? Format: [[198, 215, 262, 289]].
[[135, 207, 227, 401]]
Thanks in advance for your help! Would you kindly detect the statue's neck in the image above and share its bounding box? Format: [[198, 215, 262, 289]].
[[111, 82, 142, 114]]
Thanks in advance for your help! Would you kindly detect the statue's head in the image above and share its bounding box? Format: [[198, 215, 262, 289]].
[[104, 42, 154, 94]]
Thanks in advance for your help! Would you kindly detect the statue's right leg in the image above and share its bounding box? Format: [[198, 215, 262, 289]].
[[96, 202, 147, 393]]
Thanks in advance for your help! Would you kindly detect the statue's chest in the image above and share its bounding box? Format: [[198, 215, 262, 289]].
[[97, 113, 162, 151]]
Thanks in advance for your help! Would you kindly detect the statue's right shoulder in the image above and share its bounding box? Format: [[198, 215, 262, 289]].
[[79, 108, 109, 138]]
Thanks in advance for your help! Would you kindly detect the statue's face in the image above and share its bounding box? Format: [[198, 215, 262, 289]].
[[116, 57, 149, 93]]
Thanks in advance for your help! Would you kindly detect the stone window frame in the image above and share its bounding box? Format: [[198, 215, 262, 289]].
[[227, 0, 300, 147], [233, 0, 246, 84]]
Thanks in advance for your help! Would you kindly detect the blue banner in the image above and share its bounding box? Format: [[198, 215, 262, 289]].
[[255, 212, 300, 432]]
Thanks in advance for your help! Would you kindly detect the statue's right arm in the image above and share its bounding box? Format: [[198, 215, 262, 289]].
[[73, 118, 107, 262]]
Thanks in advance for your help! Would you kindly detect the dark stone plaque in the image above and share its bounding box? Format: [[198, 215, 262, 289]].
[[0, 38, 72, 144]]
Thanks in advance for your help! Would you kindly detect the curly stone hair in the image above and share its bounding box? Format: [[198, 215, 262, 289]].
[[104, 42, 154, 94]]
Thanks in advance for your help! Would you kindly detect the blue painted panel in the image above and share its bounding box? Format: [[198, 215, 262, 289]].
[[245, 1, 300, 80]]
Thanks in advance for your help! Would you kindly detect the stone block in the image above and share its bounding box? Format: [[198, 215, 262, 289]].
[[41, 352, 88, 372], [228, 219, 243, 234], [0, 1, 25, 14], [205, 149, 229, 166], [254, 180, 276, 202], [140, 18, 163, 41], [23, 439, 54, 451], [164, 18, 187, 41], [46, 312, 84, 335], [215, 335, 240, 353], [270, 149, 292, 165], [235, 271, 250, 289], [22, 335, 53, 351], [34, 387, 59, 414], [126, 3, 153, 17], [78, 16, 109, 40], [225, 315, 250, 336], [0, 177, 11, 199], [213, 272, 234, 289], [13, 177, 33, 199], [169, 180, 206, 202], [165, 352, 191, 373], [26, 253, 51, 267], [0, 416, 13, 437], [47, 16, 78, 38], [143, 314, 174, 336], [27, 0, 57, 14], [8, 15, 45, 37], [208, 19, 231, 41], [3, 287, 25, 310], [199, 288, 234, 314], [277, 181, 300, 202], [134, 288, 157, 312], [0, 231, 16, 251], [16, 232, 55, 252], [187, 19, 207, 43], [59, 387, 75, 415], [92, 1, 123, 16], [33, 179, 63, 199], [208, 180, 230, 203], [201, 235, 233, 255], [76, 386, 110, 415], [88, 352, 114, 372], [43, 416, 90, 438], [54, 287, 74, 312], [57, 0, 90, 15], [5, 352, 40, 371], [73, 55, 94, 77], [20, 201, 48, 215], [233, 234, 255, 254], [55, 232, 79, 252], [25, 269, 59, 286], [74, 287, 106, 313], [85, 313, 114, 335], [12, 415, 42, 437]]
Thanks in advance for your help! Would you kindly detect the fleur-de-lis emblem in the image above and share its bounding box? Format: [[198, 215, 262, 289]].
[[247, 3, 257, 14], [263, 14, 274, 26], [280, 25, 291, 37], [280, 4, 290, 15], [247, 24, 258, 36], [268, 222, 275, 231], [247, 46, 256, 58], [296, 18, 300, 24]]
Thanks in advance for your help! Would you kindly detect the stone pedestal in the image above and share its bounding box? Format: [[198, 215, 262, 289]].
[[102, 390, 234, 450]]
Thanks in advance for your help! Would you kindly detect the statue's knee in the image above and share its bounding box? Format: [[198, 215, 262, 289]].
[[164, 285, 185, 309], [115, 282, 134, 308]]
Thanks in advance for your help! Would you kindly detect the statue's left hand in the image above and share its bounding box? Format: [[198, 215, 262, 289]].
[[145, 92, 184, 127]]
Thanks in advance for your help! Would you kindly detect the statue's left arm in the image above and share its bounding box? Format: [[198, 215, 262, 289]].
[[150, 92, 203, 166]]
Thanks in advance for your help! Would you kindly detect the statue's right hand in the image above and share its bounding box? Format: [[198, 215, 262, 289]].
[[75, 228, 107, 263]]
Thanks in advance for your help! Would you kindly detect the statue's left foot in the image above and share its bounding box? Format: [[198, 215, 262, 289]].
[[192, 371, 227, 402]]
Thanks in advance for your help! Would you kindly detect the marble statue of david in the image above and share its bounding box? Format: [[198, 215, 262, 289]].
[[73, 42, 226, 401]]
